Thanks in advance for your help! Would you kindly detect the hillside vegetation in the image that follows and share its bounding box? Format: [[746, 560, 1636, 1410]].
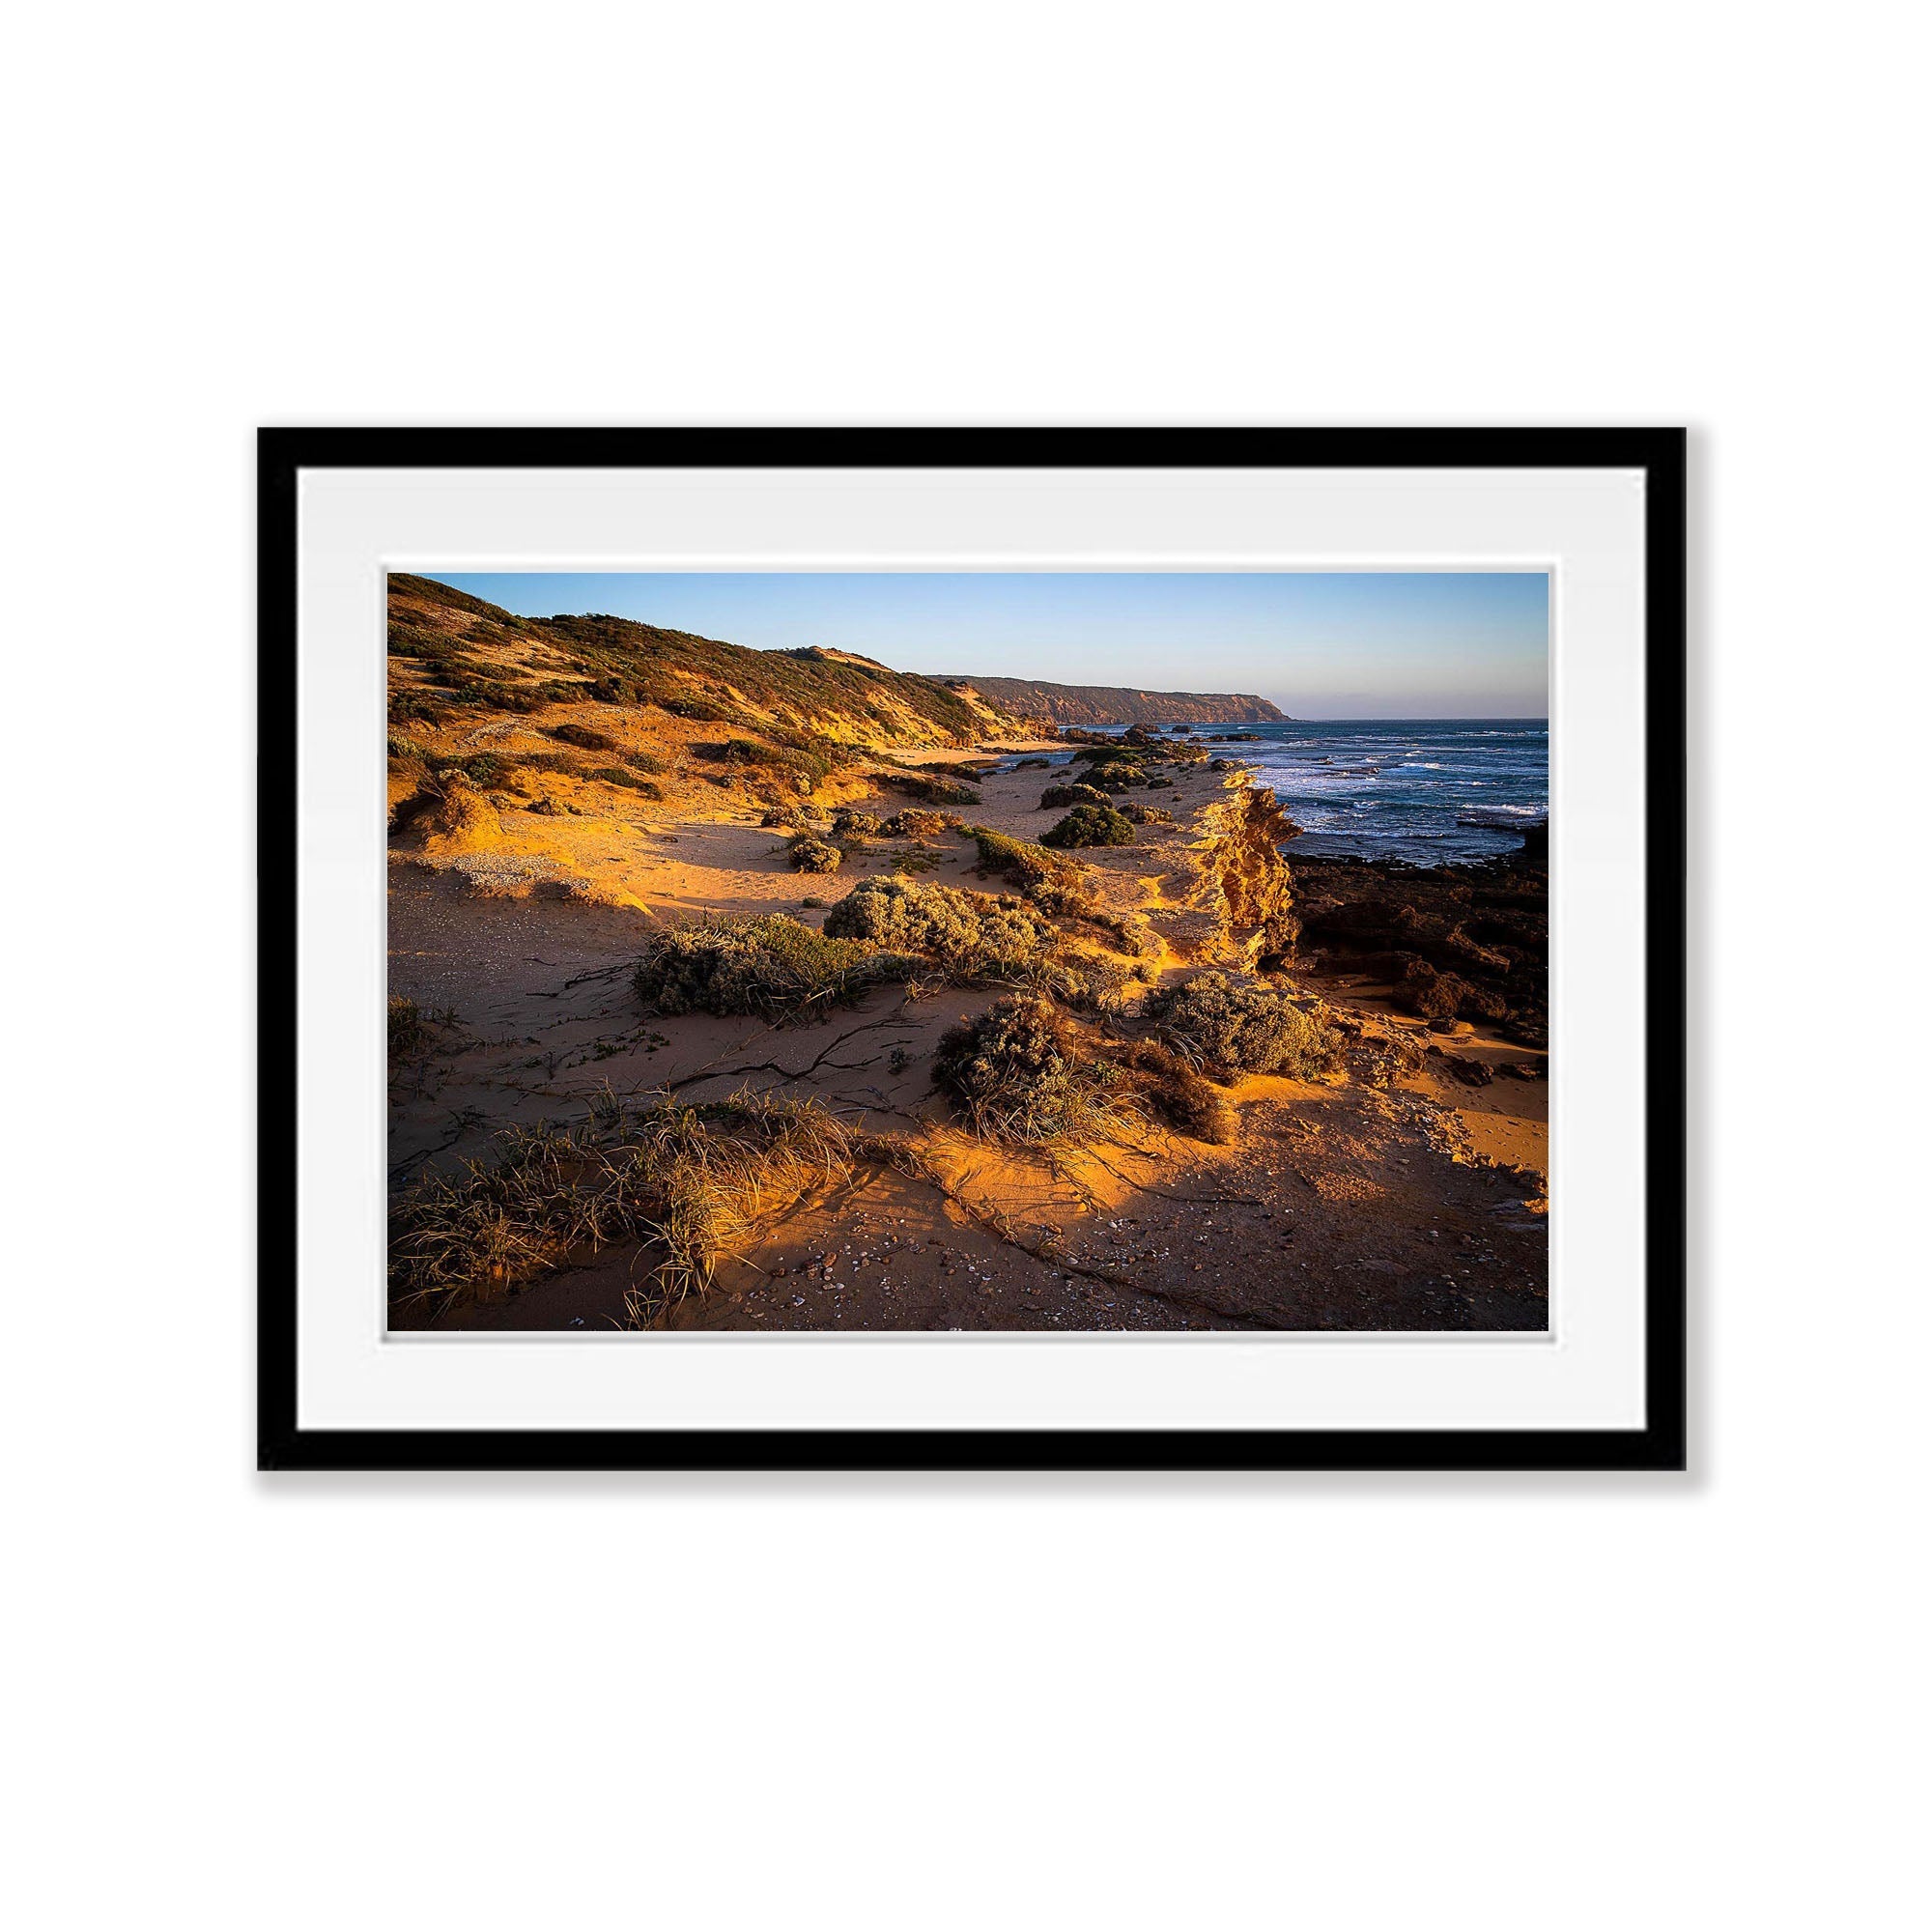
[[389, 574, 1021, 752]]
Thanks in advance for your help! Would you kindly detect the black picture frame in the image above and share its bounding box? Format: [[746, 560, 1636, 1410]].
[[259, 427, 1686, 1473]]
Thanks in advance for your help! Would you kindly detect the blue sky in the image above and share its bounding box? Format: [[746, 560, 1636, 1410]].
[[432, 572, 1548, 719]]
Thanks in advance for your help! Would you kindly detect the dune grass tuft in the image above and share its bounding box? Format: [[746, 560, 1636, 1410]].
[[389, 1090, 857, 1323]]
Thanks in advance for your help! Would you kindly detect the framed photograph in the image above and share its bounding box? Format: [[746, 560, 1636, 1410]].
[[260, 428, 1685, 1471]]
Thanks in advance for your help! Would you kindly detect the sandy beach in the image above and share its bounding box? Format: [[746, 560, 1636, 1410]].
[[386, 582, 1548, 1332]]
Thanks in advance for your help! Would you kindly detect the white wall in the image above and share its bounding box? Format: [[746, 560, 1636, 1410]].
[[7, 5, 1922, 1928]]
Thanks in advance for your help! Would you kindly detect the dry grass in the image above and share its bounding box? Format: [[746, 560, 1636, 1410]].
[[389, 1090, 857, 1324], [388, 995, 434, 1060]]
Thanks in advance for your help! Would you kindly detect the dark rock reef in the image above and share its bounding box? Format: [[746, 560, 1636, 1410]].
[[1289, 825, 1548, 1042]]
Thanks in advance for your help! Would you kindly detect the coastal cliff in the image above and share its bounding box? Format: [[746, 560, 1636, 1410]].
[[936, 675, 1288, 726]]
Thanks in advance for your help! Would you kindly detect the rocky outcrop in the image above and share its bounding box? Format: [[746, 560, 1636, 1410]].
[[1290, 835, 1548, 1036], [1150, 781, 1302, 968]]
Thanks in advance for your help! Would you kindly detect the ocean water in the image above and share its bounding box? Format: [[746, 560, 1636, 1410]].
[[1042, 719, 1548, 867]]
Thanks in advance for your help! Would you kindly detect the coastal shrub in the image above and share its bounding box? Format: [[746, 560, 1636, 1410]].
[[824, 876, 1056, 978], [1142, 972, 1339, 1078], [661, 695, 739, 723], [787, 835, 843, 873], [1038, 781, 1111, 810], [932, 997, 1126, 1146], [387, 622, 463, 663], [879, 808, 961, 839], [549, 723, 616, 752], [1041, 805, 1134, 849], [761, 804, 813, 829], [388, 1091, 858, 1321], [1086, 760, 1150, 791], [693, 736, 779, 766], [387, 689, 447, 725], [453, 752, 509, 786], [589, 766, 661, 795], [694, 736, 831, 791], [962, 825, 1090, 912], [585, 674, 641, 704], [1120, 803, 1175, 827], [878, 770, 980, 807], [831, 808, 882, 837], [1108, 1037, 1237, 1145], [634, 914, 906, 1022]]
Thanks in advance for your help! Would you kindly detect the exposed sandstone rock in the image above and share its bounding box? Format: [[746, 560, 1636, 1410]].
[[1150, 782, 1302, 969]]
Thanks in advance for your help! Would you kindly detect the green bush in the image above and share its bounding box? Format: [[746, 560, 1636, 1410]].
[[787, 835, 843, 873], [588, 766, 662, 796], [1085, 760, 1149, 791], [1040, 805, 1134, 849], [1039, 781, 1111, 810], [387, 690, 447, 725], [962, 825, 1090, 911], [831, 808, 882, 837], [695, 737, 831, 789], [878, 770, 979, 807], [661, 695, 739, 723], [879, 808, 960, 839], [824, 877, 1055, 976], [1141, 972, 1338, 1077]]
